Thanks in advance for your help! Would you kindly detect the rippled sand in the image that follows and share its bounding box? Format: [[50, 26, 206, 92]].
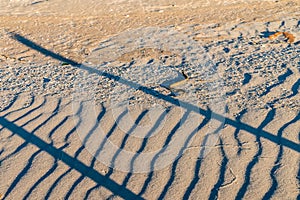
[[0, 1, 299, 199]]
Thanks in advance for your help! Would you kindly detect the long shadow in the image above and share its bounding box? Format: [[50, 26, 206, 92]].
[[122, 109, 170, 187], [63, 105, 128, 200], [46, 104, 111, 199], [0, 95, 41, 133], [106, 110, 149, 177], [157, 112, 207, 200], [1, 98, 66, 198], [138, 111, 191, 196], [5, 32, 300, 199], [267, 78, 300, 108], [259, 68, 293, 98], [262, 113, 300, 200], [0, 117, 143, 200], [23, 102, 77, 199], [183, 114, 225, 200], [0, 97, 47, 164], [84, 183, 100, 200], [82, 109, 129, 200], [208, 137, 228, 200], [234, 109, 247, 155], [64, 103, 84, 142], [81, 109, 146, 199], [23, 155, 59, 200], [0, 93, 20, 113], [46, 103, 108, 199], [9, 32, 300, 154], [2, 149, 43, 199], [235, 109, 276, 200]]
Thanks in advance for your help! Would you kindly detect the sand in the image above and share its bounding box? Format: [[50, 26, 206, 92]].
[[0, 0, 299, 199]]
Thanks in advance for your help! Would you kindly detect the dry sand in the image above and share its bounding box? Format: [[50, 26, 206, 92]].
[[0, 0, 299, 199]]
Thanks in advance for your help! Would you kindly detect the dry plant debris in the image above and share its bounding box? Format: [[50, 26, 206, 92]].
[[268, 31, 295, 43]]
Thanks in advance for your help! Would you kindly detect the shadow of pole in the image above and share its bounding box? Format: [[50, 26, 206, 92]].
[[8, 32, 299, 153], [0, 116, 144, 200]]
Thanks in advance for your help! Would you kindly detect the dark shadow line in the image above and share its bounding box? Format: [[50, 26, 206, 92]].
[[106, 110, 149, 176], [45, 167, 73, 199], [43, 103, 85, 199], [84, 110, 139, 199], [0, 117, 144, 200], [208, 138, 228, 200], [48, 116, 69, 142], [60, 104, 108, 199], [23, 103, 78, 199], [262, 113, 300, 200], [161, 112, 212, 200], [234, 109, 247, 155], [10, 33, 80, 67], [64, 102, 84, 142], [2, 98, 64, 198], [259, 68, 293, 98], [122, 109, 170, 186], [3, 149, 42, 199], [267, 78, 300, 107], [64, 175, 85, 200], [80, 103, 106, 148], [0, 112, 43, 163], [9, 33, 300, 153], [46, 103, 106, 199], [25, 143, 70, 200], [235, 109, 276, 200], [0, 97, 48, 163], [84, 184, 101, 200], [0, 94, 19, 113], [290, 79, 300, 97], [6, 97, 48, 138], [23, 161, 58, 200], [138, 111, 190, 196], [0, 142, 28, 164], [1, 95, 35, 119], [20, 113, 43, 128], [90, 109, 128, 168], [43, 102, 86, 199], [184, 115, 225, 200], [0, 148, 4, 156], [0, 95, 42, 133]]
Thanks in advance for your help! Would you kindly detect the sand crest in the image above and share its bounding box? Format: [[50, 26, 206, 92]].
[[0, 0, 299, 199]]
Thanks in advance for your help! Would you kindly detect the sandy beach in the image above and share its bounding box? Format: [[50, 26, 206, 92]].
[[0, 0, 299, 199]]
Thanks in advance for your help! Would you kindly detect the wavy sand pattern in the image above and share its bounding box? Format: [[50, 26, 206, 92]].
[[0, 1, 299, 199]]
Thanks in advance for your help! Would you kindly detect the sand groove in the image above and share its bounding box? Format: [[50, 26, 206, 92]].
[[0, 9, 300, 200]]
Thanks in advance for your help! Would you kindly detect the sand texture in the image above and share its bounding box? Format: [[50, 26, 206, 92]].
[[0, 0, 299, 199]]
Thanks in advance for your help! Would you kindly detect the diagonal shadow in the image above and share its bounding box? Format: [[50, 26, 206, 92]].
[[0, 116, 144, 200], [262, 113, 300, 200], [234, 108, 248, 155], [208, 137, 229, 200], [122, 109, 170, 187], [138, 111, 191, 196], [160, 110, 214, 200], [105, 109, 149, 177], [235, 108, 276, 200], [9, 32, 300, 154]]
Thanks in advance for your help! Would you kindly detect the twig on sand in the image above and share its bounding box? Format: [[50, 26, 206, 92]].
[[268, 31, 295, 43]]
